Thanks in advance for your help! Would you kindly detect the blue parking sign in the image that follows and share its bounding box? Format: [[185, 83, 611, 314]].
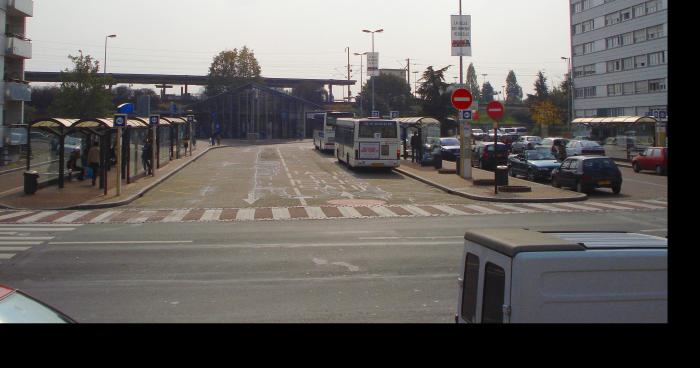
[[149, 115, 160, 126], [460, 110, 472, 121], [114, 115, 127, 127]]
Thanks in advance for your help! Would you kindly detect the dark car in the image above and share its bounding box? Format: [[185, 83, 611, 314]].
[[428, 137, 462, 162], [471, 142, 509, 170], [0, 285, 76, 323], [551, 156, 622, 194], [508, 150, 561, 181]]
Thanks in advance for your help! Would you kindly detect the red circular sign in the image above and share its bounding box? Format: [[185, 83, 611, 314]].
[[487, 101, 505, 120], [451, 88, 473, 110]]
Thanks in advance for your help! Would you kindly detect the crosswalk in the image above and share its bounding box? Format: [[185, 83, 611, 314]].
[[0, 199, 667, 225], [0, 224, 81, 262]]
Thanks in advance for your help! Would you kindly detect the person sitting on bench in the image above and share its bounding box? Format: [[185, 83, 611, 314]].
[[67, 147, 84, 181]]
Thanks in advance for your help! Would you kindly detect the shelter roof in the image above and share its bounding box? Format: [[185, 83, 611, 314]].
[[572, 116, 657, 125]]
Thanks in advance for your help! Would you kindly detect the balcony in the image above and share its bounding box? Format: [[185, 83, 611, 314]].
[[5, 81, 32, 102], [7, 0, 34, 17], [5, 36, 32, 59]]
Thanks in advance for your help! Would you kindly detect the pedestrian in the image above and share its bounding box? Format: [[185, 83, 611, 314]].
[[87, 141, 101, 186], [66, 148, 84, 181], [142, 139, 153, 175], [410, 131, 420, 163]]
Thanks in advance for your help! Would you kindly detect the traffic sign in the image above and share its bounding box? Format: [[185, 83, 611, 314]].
[[390, 111, 400, 119], [460, 110, 472, 121], [114, 114, 127, 127], [372, 111, 380, 118], [451, 88, 473, 110], [187, 115, 195, 123], [149, 115, 160, 126], [486, 101, 505, 121]]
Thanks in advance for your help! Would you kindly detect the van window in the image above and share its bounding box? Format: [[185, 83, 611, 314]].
[[482, 262, 506, 323], [461, 253, 480, 323]]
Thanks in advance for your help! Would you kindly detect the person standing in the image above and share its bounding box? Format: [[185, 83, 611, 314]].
[[87, 141, 101, 186], [142, 139, 153, 175], [410, 131, 420, 163]]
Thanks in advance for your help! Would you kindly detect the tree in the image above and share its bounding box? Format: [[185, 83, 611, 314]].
[[112, 85, 134, 107], [206, 46, 262, 97], [533, 71, 549, 102], [292, 82, 328, 105], [27, 86, 59, 120], [505, 70, 523, 104], [51, 54, 115, 118], [355, 74, 414, 115], [531, 100, 561, 137], [416, 66, 452, 123], [466, 63, 481, 102], [481, 82, 495, 103]]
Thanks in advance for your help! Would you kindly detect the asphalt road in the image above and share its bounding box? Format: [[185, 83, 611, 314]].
[[0, 209, 667, 323]]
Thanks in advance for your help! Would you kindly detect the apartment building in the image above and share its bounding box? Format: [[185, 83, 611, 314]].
[[570, 0, 667, 121], [0, 0, 32, 167]]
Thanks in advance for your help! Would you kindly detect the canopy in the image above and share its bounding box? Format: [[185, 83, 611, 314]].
[[396, 117, 441, 128], [572, 116, 658, 126]]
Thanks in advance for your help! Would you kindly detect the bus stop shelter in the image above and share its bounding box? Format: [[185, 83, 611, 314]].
[[396, 117, 441, 159], [572, 116, 662, 160]]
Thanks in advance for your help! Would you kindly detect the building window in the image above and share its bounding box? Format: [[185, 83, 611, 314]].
[[648, 52, 664, 66], [573, 2, 583, 13], [633, 4, 646, 17], [634, 29, 647, 43], [605, 12, 621, 26], [636, 81, 649, 94], [573, 45, 584, 56], [621, 8, 632, 21], [646, 0, 661, 13], [574, 66, 584, 78], [581, 20, 594, 32], [647, 25, 664, 39], [608, 84, 623, 96], [649, 79, 666, 92], [623, 82, 635, 95], [607, 60, 622, 72], [585, 86, 596, 98], [635, 55, 647, 68], [583, 42, 594, 54], [621, 32, 634, 46], [584, 64, 596, 76], [622, 57, 634, 70]]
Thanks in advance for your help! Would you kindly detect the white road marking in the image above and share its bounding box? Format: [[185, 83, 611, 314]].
[[338, 207, 363, 218], [521, 203, 572, 212], [161, 210, 190, 223], [493, 204, 535, 213], [49, 241, 194, 245], [0, 254, 15, 260], [615, 201, 665, 210], [0, 211, 34, 221], [641, 199, 668, 206], [401, 205, 433, 216], [0, 224, 82, 227], [370, 206, 399, 217], [305, 207, 327, 219], [236, 209, 256, 221], [0, 237, 53, 241], [464, 205, 502, 214], [0, 227, 76, 232], [90, 211, 123, 223], [360, 236, 463, 240], [201, 209, 222, 222], [0, 241, 43, 245], [585, 202, 635, 211], [54, 211, 92, 223], [431, 205, 471, 216], [640, 229, 667, 233], [0, 232, 17, 235], [16, 211, 59, 223], [272, 208, 291, 220], [556, 203, 603, 211], [0, 247, 31, 251]]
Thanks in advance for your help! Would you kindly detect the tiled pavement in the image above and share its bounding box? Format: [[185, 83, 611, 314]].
[[0, 199, 668, 225]]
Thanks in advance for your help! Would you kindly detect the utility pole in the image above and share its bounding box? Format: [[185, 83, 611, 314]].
[[346, 47, 351, 102], [406, 58, 411, 92]]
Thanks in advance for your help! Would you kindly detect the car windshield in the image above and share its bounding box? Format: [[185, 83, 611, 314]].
[[583, 158, 617, 171], [526, 151, 555, 160], [0, 292, 73, 323], [440, 138, 460, 146], [486, 144, 507, 152], [581, 141, 602, 148]]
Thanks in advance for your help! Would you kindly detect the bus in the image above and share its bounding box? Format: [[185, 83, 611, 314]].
[[308, 111, 355, 152], [335, 118, 401, 169]]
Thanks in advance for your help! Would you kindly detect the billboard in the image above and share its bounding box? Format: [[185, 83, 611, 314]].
[[451, 15, 472, 57], [367, 52, 380, 77]]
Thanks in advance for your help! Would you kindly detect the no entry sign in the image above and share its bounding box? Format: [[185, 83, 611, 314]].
[[451, 88, 473, 110], [487, 101, 505, 121]]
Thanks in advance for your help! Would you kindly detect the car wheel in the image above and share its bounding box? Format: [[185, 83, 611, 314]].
[[527, 169, 535, 182], [346, 154, 354, 170], [633, 163, 641, 173], [612, 184, 622, 195], [576, 181, 587, 194]]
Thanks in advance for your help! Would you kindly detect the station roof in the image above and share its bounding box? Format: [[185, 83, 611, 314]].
[[162, 117, 187, 125], [396, 117, 441, 127], [30, 118, 79, 129], [73, 118, 148, 129], [572, 116, 658, 125]]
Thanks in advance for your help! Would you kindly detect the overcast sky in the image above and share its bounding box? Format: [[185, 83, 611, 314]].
[[26, 0, 572, 97]]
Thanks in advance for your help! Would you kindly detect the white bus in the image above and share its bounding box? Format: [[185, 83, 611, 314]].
[[335, 118, 401, 169], [309, 111, 355, 152]]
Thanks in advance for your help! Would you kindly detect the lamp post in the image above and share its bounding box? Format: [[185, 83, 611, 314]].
[[104, 34, 117, 75], [363, 28, 383, 113], [413, 71, 419, 97], [354, 52, 368, 117], [561, 56, 573, 125]]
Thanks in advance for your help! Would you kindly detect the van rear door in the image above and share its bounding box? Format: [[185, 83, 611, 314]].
[[457, 241, 512, 323]]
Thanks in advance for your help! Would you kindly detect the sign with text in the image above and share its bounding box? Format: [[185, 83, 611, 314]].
[[451, 15, 472, 57], [451, 88, 473, 110], [367, 52, 380, 77], [359, 142, 381, 160], [487, 101, 505, 121]]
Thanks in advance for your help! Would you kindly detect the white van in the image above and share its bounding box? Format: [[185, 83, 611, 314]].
[[456, 228, 667, 323]]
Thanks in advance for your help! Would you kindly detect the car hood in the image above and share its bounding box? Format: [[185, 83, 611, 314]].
[[530, 160, 561, 168]]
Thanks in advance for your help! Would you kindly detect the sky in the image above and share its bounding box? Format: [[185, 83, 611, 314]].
[[26, 0, 572, 98]]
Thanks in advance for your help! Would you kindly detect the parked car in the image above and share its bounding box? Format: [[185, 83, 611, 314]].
[[511, 136, 543, 153], [0, 285, 76, 323], [566, 140, 606, 157], [428, 137, 462, 162], [551, 156, 622, 194], [501, 127, 519, 135], [499, 133, 520, 148], [538, 137, 570, 156], [471, 129, 486, 141], [471, 142, 509, 170], [508, 149, 561, 182], [632, 147, 667, 175]]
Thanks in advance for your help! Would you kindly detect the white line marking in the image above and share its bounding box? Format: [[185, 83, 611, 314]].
[[371, 206, 399, 217], [338, 207, 363, 218], [236, 209, 256, 221], [431, 205, 470, 216], [161, 210, 190, 223], [0, 228, 76, 232], [641, 199, 668, 206], [640, 229, 667, 233], [305, 207, 327, 219], [401, 205, 433, 216], [17, 211, 59, 223], [521, 203, 572, 212], [90, 211, 122, 223], [0, 211, 34, 221], [272, 208, 291, 220], [556, 203, 603, 211], [0, 241, 43, 245], [465, 205, 502, 214], [0, 247, 31, 251], [0, 232, 17, 235], [49, 241, 194, 245], [127, 211, 157, 224], [54, 211, 92, 223], [201, 209, 223, 222], [0, 254, 16, 260], [293, 188, 308, 206], [0, 237, 53, 241], [493, 204, 535, 213], [615, 201, 665, 210], [585, 202, 635, 211], [360, 236, 463, 240], [0, 224, 83, 227]]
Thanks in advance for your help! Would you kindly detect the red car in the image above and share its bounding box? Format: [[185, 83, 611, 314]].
[[632, 147, 667, 175]]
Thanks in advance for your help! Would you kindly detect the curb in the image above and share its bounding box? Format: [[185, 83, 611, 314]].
[[0, 145, 229, 211], [394, 167, 588, 204]]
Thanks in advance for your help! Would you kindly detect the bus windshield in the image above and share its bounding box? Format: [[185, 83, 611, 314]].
[[359, 121, 397, 139]]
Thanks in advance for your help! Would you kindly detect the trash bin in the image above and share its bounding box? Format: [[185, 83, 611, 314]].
[[495, 165, 509, 186], [24, 171, 39, 195], [433, 152, 443, 170]]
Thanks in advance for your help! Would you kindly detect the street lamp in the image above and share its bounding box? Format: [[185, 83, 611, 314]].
[[363, 29, 383, 113], [354, 52, 368, 117], [104, 34, 117, 75], [561, 56, 573, 125]]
